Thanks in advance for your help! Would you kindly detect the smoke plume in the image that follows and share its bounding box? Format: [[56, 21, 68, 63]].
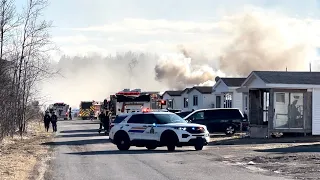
[[218, 12, 312, 76], [41, 8, 320, 106], [41, 52, 163, 107], [154, 45, 224, 89], [153, 10, 317, 86]]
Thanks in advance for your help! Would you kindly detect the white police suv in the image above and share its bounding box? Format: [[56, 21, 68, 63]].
[[109, 110, 210, 151]]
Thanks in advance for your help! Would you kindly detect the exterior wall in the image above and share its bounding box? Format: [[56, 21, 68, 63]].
[[181, 91, 189, 111], [213, 89, 244, 112], [305, 91, 312, 131], [233, 91, 243, 111], [242, 92, 249, 115], [245, 75, 266, 89], [162, 94, 183, 110], [214, 81, 229, 93], [203, 94, 215, 109], [312, 89, 320, 135], [187, 90, 203, 111], [173, 96, 183, 109]]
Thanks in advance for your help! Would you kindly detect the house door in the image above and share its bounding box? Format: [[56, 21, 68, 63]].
[[274, 92, 289, 129], [216, 96, 221, 108]]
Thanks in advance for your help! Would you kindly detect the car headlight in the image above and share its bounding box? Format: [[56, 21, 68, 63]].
[[175, 127, 187, 131]]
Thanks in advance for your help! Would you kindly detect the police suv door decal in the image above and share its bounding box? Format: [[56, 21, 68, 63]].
[[150, 126, 154, 134]]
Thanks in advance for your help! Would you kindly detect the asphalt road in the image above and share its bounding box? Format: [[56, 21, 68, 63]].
[[44, 120, 292, 180]]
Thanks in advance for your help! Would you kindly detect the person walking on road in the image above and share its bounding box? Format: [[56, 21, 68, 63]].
[[51, 111, 58, 132], [44, 111, 51, 132], [104, 111, 110, 132], [98, 111, 106, 133], [69, 107, 72, 120]]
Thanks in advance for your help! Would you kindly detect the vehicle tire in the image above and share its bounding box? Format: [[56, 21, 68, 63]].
[[167, 144, 175, 151], [160, 130, 178, 152], [194, 139, 204, 151], [115, 132, 130, 151], [146, 145, 157, 150], [225, 125, 235, 136]]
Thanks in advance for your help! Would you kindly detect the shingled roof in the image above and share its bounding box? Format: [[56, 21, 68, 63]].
[[220, 78, 247, 87], [253, 71, 320, 85], [162, 90, 183, 96], [188, 86, 212, 94], [181, 88, 190, 94]]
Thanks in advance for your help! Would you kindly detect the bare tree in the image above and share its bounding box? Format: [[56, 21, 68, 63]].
[[0, 0, 20, 58], [0, 0, 55, 140]]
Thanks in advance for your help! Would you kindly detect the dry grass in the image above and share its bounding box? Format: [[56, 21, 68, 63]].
[[0, 121, 54, 180]]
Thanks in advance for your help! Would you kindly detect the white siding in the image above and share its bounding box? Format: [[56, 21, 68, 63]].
[[214, 81, 229, 93], [203, 94, 215, 109], [247, 76, 267, 88], [162, 94, 183, 110], [162, 94, 171, 101], [232, 91, 243, 111], [312, 88, 320, 135], [173, 96, 183, 110], [181, 91, 189, 111], [187, 90, 203, 111]]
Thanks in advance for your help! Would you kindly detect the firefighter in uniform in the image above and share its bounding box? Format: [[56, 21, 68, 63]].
[[98, 111, 106, 133], [51, 111, 58, 132], [69, 107, 72, 120], [44, 111, 51, 132]]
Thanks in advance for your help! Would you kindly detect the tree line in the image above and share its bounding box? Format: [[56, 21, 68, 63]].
[[0, 0, 54, 140]]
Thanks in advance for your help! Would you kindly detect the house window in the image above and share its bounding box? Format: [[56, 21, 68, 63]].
[[184, 98, 188, 108], [193, 95, 198, 106], [276, 93, 285, 103], [224, 93, 232, 108]]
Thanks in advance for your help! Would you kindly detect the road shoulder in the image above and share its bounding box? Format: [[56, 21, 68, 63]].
[[0, 121, 54, 180]]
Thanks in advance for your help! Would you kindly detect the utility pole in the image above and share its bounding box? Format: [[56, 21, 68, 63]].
[[310, 62, 312, 72]]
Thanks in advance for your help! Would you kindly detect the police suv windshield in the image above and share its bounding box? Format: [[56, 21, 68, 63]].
[[154, 113, 187, 124]]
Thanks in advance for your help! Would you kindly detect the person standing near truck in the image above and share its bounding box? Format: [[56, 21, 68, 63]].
[[51, 111, 58, 132], [69, 107, 72, 120], [44, 111, 51, 132], [98, 111, 106, 133]]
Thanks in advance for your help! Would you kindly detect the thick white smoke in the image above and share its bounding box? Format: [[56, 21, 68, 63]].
[[154, 8, 320, 85], [41, 52, 164, 107], [41, 7, 320, 107]]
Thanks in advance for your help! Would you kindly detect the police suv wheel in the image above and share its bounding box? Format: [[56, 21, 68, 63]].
[[194, 139, 204, 151], [160, 131, 178, 152], [116, 134, 130, 151], [167, 144, 175, 151]]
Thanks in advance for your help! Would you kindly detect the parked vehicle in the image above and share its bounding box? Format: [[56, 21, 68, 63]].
[[109, 111, 209, 151], [109, 114, 129, 131], [48, 102, 69, 120], [183, 108, 248, 135], [175, 111, 193, 118]]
